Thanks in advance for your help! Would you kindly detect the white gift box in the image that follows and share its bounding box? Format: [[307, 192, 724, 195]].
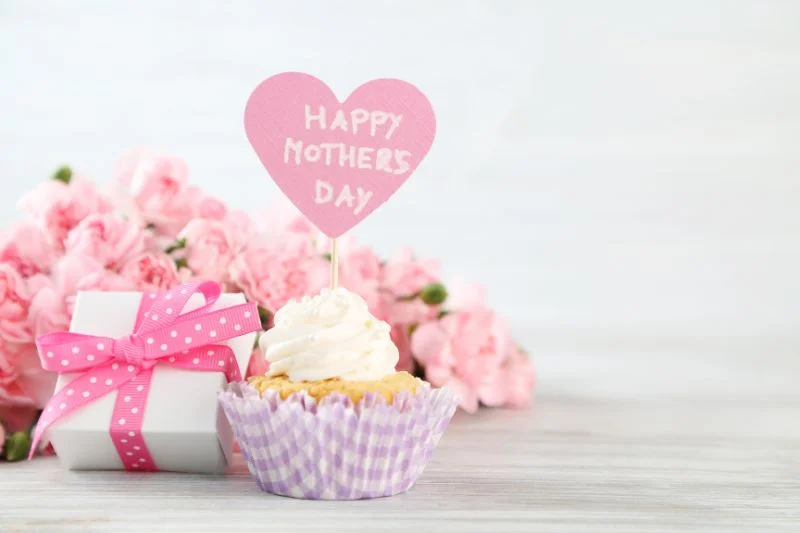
[[47, 290, 257, 474]]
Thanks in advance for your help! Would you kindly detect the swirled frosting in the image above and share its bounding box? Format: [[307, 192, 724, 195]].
[[259, 288, 399, 382]]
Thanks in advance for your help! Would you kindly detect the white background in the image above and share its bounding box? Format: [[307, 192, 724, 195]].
[[2, 0, 799, 355]]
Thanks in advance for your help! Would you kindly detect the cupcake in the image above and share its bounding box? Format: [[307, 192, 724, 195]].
[[220, 287, 458, 500]]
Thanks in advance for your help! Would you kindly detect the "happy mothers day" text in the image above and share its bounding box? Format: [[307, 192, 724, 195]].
[[283, 104, 411, 215], [284, 105, 411, 176]]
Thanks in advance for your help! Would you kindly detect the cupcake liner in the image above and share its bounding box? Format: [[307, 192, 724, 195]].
[[220, 381, 458, 500]]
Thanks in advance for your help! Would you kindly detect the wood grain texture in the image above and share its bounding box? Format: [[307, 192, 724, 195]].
[[2, 349, 798, 532]]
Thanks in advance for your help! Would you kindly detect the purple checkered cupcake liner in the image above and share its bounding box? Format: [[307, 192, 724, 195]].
[[219, 380, 458, 500]]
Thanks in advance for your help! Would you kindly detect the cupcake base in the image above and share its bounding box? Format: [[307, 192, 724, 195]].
[[248, 371, 421, 404], [220, 381, 458, 500]]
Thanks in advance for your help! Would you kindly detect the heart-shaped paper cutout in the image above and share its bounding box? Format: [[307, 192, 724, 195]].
[[245, 73, 436, 237]]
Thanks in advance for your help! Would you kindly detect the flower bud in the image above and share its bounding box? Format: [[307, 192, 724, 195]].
[[420, 282, 447, 305], [258, 306, 273, 329], [4, 431, 31, 462], [52, 165, 73, 184]]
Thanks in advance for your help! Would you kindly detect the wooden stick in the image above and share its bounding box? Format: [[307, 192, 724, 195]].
[[330, 238, 339, 289]]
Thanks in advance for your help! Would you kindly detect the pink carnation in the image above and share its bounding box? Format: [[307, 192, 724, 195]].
[[65, 213, 148, 270], [382, 247, 440, 324], [0, 406, 37, 434], [120, 252, 179, 292], [230, 236, 328, 313], [195, 196, 228, 220], [18, 178, 111, 248], [0, 340, 57, 410], [0, 264, 34, 344], [498, 346, 536, 409], [339, 243, 383, 313], [113, 151, 201, 238], [29, 255, 132, 337], [28, 284, 71, 339], [411, 305, 534, 413], [179, 218, 244, 283], [0, 223, 56, 277], [246, 346, 269, 378], [391, 325, 415, 373], [252, 199, 328, 255], [384, 247, 439, 295], [4, 152, 532, 420]]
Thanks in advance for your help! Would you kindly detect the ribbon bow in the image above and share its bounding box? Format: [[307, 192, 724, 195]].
[[31, 281, 260, 469]]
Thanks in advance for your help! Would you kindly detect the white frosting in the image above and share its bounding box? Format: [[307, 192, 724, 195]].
[[259, 287, 399, 382]]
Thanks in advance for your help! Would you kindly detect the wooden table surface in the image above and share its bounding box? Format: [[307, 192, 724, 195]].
[[2, 347, 798, 532]]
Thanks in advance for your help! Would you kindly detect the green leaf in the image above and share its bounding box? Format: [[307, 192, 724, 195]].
[[52, 165, 73, 184], [420, 282, 448, 305], [258, 306, 272, 328], [396, 291, 420, 302], [410, 357, 425, 380], [321, 252, 332, 261], [437, 309, 450, 319], [165, 238, 187, 254], [4, 431, 32, 462], [174, 258, 188, 270]]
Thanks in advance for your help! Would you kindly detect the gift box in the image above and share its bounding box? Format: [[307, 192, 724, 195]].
[[33, 282, 259, 474]]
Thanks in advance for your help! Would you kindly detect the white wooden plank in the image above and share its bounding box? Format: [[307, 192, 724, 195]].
[[2, 349, 799, 532]]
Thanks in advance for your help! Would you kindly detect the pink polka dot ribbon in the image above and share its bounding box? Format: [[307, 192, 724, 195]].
[[30, 281, 261, 470]]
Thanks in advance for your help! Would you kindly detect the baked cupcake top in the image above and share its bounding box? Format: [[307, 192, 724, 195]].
[[259, 287, 399, 382]]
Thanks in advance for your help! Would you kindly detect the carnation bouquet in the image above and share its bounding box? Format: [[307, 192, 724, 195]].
[[0, 152, 535, 460]]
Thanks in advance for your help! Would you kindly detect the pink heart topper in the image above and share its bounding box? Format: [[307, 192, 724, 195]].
[[245, 72, 436, 238]]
